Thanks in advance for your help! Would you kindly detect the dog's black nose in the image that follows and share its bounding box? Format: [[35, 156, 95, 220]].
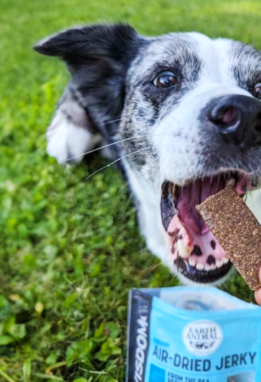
[[207, 95, 261, 147]]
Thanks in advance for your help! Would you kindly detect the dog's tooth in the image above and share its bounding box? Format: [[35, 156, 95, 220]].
[[210, 263, 216, 270], [189, 258, 196, 267], [223, 257, 229, 264], [178, 240, 190, 259], [204, 264, 211, 271], [196, 262, 204, 271], [226, 178, 235, 188], [216, 260, 223, 268]]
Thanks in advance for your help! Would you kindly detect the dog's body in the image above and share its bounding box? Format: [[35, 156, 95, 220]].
[[34, 25, 261, 285]]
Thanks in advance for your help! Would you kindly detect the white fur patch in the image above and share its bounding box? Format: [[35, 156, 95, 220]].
[[47, 109, 101, 164]]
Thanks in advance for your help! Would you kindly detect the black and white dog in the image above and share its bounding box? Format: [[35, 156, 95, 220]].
[[34, 24, 261, 286]]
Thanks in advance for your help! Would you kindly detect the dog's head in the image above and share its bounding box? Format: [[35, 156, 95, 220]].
[[34, 24, 261, 285]]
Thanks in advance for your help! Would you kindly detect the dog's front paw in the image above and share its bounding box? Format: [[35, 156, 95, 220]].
[[47, 109, 101, 164], [46, 85, 101, 164]]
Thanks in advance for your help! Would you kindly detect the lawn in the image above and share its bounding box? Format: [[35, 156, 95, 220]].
[[1, 0, 261, 380]]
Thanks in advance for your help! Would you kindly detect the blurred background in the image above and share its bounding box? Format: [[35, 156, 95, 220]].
[[1, 0, 261, 380]]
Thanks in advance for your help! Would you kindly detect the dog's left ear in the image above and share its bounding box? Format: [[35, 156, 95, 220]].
[[34, 24, 141, 122]]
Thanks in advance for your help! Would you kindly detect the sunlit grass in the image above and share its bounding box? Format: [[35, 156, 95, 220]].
[[0, 0, 260, 380]]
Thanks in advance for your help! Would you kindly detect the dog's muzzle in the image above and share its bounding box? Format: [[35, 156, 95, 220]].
[[160, 95, 261, 284]]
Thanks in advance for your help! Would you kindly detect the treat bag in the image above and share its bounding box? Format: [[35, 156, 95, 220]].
[[127, 287, 261, 382]]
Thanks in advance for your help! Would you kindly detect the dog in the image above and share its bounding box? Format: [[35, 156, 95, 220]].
[[34, 23, 261, 286]]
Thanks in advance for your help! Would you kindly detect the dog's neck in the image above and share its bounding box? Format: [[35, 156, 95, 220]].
[[122, 159, 167, 263]]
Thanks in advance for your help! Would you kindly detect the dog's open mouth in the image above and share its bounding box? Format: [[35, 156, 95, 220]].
[[161, 173, 254, 283]]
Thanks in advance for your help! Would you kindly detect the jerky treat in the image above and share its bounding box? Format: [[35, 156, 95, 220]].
[[196, 186, 261, 290]]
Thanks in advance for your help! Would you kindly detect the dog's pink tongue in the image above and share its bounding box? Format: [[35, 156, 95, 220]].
[[177, 177, 225, 235]]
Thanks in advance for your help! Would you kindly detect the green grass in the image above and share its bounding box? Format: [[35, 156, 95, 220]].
[[1, 0, 261, 380]]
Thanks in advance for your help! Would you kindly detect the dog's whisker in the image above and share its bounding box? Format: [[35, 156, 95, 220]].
[[65, 129, 183, 163], [84, 147, 151, 181], [139, 259, 164, 276], [66, 136, 142, 162], [147, 261, 164, 274], [47, 115, 65, 131], [136, 247, 148, 255], [119, 181, 130, 193], [126, 190, 135, 205], [100, 117, 124, 126]]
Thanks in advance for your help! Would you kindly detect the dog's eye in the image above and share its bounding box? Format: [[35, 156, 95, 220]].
[[153, 71, 178, 88], [254, 83, 261, 98]]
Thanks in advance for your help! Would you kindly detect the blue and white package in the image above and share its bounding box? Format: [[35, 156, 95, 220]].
[[127, 287, 261, 382]]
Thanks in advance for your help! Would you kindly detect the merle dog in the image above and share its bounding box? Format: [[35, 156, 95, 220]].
[[34, 24, 261, 285]]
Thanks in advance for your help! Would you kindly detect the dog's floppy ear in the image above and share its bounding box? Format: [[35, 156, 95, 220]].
[[34, 24, 142, 163], [34, 24, 141, 129], [33, 23, 138, 64]]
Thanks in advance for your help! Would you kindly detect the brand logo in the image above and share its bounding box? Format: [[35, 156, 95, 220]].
[[183, 320, 223, 356], [134, 315, 148, 382]]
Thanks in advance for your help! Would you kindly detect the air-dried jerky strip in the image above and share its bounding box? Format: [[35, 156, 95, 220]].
[[196, 186, 261, 290]]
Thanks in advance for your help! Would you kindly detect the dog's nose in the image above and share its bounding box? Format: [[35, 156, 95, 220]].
[[207, 95, 261, 147]]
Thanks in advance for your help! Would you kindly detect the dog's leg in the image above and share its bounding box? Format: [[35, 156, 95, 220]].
[[47, 85, 102, 164]]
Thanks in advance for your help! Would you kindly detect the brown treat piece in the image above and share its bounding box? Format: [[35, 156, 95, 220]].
[[196, 186, 261, 290]]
